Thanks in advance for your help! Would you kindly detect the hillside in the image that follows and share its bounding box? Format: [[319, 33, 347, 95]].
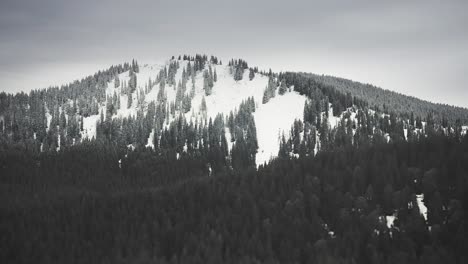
[[302, 72, 468, 124], [1, 55, 468, 263]]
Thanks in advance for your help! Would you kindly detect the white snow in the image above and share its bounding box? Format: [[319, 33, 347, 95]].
[[462, 126, 468, 135], [386, 215, 396, 228], [416, 194, 428, 221], [254, 92, 307, 165], [57, 134, 61, 152], [327, 105, 340, 130], [45, 112, 52, 131], [82, 114, 100, 139], [186, 64, 268, 121], [384, 133, 390, 143], [225, 127, 234, 153], [146, 129, 155, 149]]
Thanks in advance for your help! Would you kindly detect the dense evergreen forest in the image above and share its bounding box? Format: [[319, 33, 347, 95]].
[[302, 73, 468, 124], [2, 134, 467, 263], [1, 55, 468, 263]]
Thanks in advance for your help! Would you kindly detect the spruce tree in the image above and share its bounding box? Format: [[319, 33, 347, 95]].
[[249, 68, 255, 81], [127, 92, 132, 109], [203, 70, 213, 96], [278, 79, 287, 95], [262, 88, 270, 104], [114, 75, 120, 88], [129, 72, 137, 93]]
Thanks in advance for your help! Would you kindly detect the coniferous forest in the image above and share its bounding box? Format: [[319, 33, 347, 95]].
[[1, 55, 468, 264]]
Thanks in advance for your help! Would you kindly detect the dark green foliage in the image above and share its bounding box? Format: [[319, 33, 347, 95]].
[[2, 134, 468, 263]]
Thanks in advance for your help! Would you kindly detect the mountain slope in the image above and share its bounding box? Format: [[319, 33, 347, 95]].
[[303, 72, 468, 124], [79, 58, 308, 165]]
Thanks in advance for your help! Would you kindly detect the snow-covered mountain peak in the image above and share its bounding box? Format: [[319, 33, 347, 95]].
[[83, 57, 308, 165]]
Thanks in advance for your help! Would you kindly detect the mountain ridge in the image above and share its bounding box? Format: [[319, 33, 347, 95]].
[[1, 55, 467, 167]]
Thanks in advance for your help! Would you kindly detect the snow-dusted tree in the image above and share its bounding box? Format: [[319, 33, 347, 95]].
[[157, 77, 166, 103], [262, 88, 269, 104], [203, 69, 214, 96], [114, 75, 120, 88], [131, 59, 139, 73], [128, 72, 137, 93], [249, 68, 255, 81], [200, 96, 207, 119], [182, 95, 192, 113], [278, 79, 287, 95], [262, 76, 277, 104], [127, 92, 132, 109], [167, 61, 179, 86], [234, 67, 243, 81]]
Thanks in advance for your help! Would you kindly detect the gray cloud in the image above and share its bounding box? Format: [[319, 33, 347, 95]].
[[1, 0, 467, 107]]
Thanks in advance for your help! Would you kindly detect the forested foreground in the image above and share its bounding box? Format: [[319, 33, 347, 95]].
[[1, 134, 468, 264]]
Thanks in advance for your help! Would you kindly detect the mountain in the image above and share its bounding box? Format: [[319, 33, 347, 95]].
[[2, 54, 468, 263], [1, 55, 467, 165]]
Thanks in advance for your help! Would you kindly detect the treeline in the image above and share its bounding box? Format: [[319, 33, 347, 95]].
[[281, 98, 466, 161], [305, 73, 468, 124], [0, 61, 137, 148]]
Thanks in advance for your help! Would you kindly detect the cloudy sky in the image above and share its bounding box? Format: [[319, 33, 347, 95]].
[[1, 0, 467, 107]]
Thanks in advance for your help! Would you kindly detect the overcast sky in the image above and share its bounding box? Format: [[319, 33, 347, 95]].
[[1, 0, 467, 107]]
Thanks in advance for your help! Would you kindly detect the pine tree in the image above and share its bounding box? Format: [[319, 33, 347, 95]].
[[132, 59, 139, 73], [262, 88, 270, 104], [129, 72, 137, 93], [127, 92, 132, 109], [59, 110, 67, 129], [234, 67, 243, 81], [114, 75, 120, 88], [278, 79, 287, 95], [203, 70, 213, 96], [200, 96, 207, 118], [249, 68, 255, 81]]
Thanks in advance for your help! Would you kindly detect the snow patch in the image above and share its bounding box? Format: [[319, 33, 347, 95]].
[[82, 114, 100, 139], [254, 92, 307, 166], [146, 129, 155, 149], [327, 105, 340, 130], [416, 194, 428, 221], [386, 214, 396, 228]]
